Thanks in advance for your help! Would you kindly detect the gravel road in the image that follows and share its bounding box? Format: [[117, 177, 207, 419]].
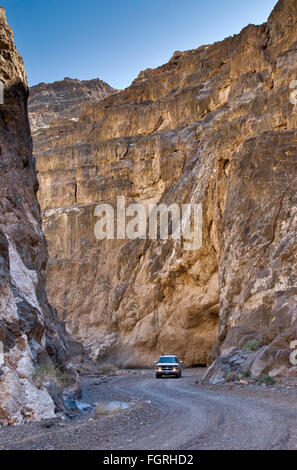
[[1, 368, 297, 450]]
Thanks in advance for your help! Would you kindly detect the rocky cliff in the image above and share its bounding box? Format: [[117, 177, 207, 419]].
[[32, 0, 297, 374], [29, 78, 117, 132], [0, 7, 72, 425]]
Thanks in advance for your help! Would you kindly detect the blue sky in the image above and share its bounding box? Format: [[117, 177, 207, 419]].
[[1, 0, 278, 89]]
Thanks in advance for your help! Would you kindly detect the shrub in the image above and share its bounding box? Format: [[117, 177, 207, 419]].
[[223, 369, 231, 379], [243, 339, 260, 353], [240, 369, 251, 378], [33, 363, 56, 387], [225, 371, 238, 383], [33, 363, 75, 391], [258, 375, 276, 386]]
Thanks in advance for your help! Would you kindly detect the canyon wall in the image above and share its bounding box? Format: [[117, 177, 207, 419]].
[[0, 8, 71, 425], [31, 0, 297, 372]]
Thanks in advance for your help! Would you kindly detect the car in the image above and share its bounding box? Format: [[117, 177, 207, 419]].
[[155, 355, 183, 379]]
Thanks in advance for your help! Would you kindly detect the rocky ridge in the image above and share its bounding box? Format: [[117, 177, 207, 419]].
[[31, 0, 297, 375], [29, 77, 117, 132]]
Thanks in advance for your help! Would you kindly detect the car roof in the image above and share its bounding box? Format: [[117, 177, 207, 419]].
[[160, 354, 178, 357]]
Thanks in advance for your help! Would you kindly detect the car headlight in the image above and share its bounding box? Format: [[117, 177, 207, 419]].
[[156, 367, 162, 371], [173, 368, 177, 371]]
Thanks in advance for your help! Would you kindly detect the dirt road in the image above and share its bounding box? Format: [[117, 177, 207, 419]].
[[1, 369, 297, 450]]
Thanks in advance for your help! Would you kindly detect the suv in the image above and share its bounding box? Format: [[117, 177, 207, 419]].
[[155, 355, 182, 379]]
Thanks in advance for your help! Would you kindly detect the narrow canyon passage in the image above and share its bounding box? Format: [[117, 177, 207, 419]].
[[1, 0, 297, 432]]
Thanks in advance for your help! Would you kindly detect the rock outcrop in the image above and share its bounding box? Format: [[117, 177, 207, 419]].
[[29, 78, 117, 132], [31, 0, 297, 372], [0, 7, 72, 425]]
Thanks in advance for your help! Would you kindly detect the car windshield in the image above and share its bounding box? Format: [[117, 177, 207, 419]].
[[158, 357, 177, 363]]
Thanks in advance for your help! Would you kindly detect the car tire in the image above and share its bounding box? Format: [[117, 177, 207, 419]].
[[156, 374, 161, 379]]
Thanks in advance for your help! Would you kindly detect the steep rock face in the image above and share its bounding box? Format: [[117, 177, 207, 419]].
[[32, 0, 297, 370], [0, 8, 71, 425], [29, 78, 117, 132]]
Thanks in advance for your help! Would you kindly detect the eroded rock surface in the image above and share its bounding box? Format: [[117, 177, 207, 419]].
[[0, 7, 71, 425], [31, 0, 297, 372]]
